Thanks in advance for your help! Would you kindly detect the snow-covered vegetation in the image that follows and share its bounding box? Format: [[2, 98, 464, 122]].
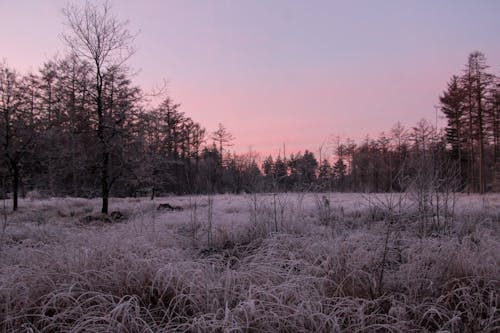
[[0, 193, 498, 332]]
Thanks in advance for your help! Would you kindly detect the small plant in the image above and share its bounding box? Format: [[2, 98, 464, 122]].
[[402, 151, 461, 237], [361, 192, 407, 296], [275, 192, 291, 232], [207, 194, 214, 249], [314, 193, 332, 225], [189, 196, 200, 242], [247, 193, 272, 238]]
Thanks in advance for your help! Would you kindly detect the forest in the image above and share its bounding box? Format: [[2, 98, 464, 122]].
[[1, 4, 500, 215], [1, 3, 499, 216]]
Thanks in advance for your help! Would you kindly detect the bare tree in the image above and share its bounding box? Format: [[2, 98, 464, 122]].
[[62, 1, 136, 213], [211, 123, 235, 164]]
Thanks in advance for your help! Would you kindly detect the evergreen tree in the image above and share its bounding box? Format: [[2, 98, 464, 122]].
[[317, 159, 333, 190], [440, 75, 467, 188], [333, 158, 347, 192]]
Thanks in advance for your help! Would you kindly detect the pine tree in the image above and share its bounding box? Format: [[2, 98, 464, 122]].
[[440, 75, 466, 187]]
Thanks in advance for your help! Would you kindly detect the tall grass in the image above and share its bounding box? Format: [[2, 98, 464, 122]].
[[0, 194, 498, 332]]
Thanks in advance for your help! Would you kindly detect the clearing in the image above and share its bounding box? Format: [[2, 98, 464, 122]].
[[0, 193, 499, 332]]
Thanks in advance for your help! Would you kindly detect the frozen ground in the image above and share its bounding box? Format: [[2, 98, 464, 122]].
[[0, 192, 499, 332]]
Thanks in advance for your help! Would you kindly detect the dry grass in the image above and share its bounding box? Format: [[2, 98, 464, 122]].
[[0, 193, 499, 332]]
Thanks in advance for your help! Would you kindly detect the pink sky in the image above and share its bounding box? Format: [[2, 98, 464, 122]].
[[1, 0, 499, 157]]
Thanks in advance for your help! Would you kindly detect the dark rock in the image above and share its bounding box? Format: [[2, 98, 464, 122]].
[[110, 210, 127, 221], [157, 203, 183, 211], [80, 213, 112, 224]]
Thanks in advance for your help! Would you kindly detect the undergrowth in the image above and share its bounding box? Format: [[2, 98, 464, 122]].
[[0, 194, 498, 332]]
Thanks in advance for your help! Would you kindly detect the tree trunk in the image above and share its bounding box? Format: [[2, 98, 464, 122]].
[[467, 82, 475, 193], [477, 79, 486, 194], [12, 164, 19, 211], [101, 150, 109, 214], [96, 67, 109, 214]]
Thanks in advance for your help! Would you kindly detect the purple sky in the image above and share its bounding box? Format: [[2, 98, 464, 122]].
[[1, 0, 499, 156]]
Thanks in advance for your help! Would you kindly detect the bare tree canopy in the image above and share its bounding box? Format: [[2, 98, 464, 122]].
[[211, 123, 235, 157], [62, 1, 136, 69]]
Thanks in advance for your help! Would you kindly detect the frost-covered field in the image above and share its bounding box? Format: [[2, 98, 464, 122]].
[[0, 193, 499, 332]]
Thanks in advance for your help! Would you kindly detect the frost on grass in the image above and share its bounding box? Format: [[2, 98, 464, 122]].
[[0, 194, 499, 332]]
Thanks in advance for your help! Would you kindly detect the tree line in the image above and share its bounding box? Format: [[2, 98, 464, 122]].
[[261, 53, 500, 194], [1, 2, 498, 213], [439, 51, 499, 194]]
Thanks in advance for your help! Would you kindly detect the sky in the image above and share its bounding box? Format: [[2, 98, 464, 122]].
[[1, 0, 499, 157]]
